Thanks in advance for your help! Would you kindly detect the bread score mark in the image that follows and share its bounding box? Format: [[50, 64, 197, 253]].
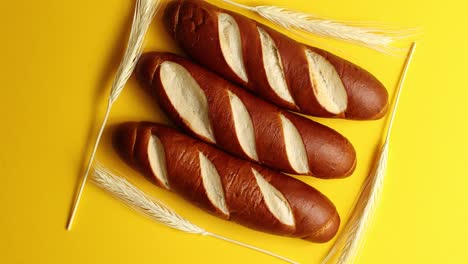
[[227, 90, 258, 161], [279, 114, 310, 174], [198, 152, 229, 216], [305, 49, 348, 115], [257, 27, 295, 105], [252, 168, 295, 226], [147, 134, 170, 189], [218, 13, 248, 83], [159, 61, 216, 143]]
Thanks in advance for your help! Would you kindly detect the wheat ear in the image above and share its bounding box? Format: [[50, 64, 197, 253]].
[[66, 0, 160, 230], [321, 42, 416, 264], [221, 0, 417, 55], [92, 163, 298, 264]]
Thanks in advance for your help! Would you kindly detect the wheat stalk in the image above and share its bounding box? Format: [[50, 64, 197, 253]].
[[92, 163, 298, 264], [321, 42, 416, 264], [66, 0, 160, 230], [221, 0, 417, 55]]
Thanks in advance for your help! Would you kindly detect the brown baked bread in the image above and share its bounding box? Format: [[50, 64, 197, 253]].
[[113, 121, 341, 242], [163, 0, 388, 120], [137, 52, 356, 179]]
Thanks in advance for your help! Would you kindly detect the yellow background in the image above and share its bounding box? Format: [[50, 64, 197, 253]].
[[1, 0, 467, 263]]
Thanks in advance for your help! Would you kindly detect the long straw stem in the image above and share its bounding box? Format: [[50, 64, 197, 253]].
[[221, 0, 254, 10], [321, 42, 416, 264], [66, 0, 159, 230], [385, 42, 416, 143], [66, 101, 112, 230], [203, 232, 298, 264]]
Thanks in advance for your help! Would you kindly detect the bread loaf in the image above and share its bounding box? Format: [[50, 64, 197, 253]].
[[113, 122, 341, 242], [137, 52, 356, 178], [164, 0, 389, 120]]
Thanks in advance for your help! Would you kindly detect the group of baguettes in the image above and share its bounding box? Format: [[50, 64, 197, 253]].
[[113, 0, 389, 243]]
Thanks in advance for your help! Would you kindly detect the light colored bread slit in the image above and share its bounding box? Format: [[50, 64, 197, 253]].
[[218, 13, 248, 82], [279, 114, 310, 174], [199, 152, 229, 216], [147, 135, 170, 189], [227, 90, 258, 161], [257, 27, 295, 105], [160, 61, 216, 143], [305, 49, 348, 114], [252, 168, 295, 226]]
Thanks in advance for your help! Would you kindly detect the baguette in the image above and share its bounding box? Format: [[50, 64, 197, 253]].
[[113, 121, 340, 242], [164, 0, 388, 120], [137, 52, 356, 179]]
